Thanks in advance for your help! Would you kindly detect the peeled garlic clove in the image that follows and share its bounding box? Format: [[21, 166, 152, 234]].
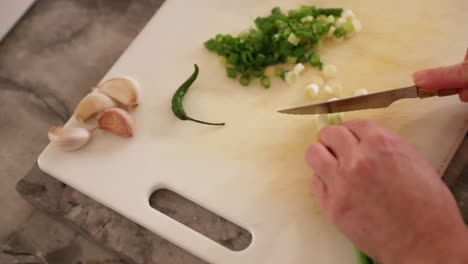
[[97, 108, 134, 138], [48, 126, 94, 151], [74, 93, 116, 122], [97, 77, 141, 110]]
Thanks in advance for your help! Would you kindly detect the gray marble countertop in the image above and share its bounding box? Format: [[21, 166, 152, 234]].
[[0, 1, 467, 263]]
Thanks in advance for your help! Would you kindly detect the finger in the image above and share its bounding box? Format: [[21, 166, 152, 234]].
[[460, 88, 468, 102], [342, 119, 381, 140], [306, 143, 337, 183], [311, 175, 328, 209], [465, 48, 468, 61], [412, 61, 468, 90], [318, 126, 359, 161]]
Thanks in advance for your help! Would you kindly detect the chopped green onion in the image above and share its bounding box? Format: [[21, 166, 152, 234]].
[[204, 39, 218, 51], [204, 5, 350, 87], [341, 21, 355, 33], [228, 53, 239, 65], [286, 56, 297, 64], [316, 15, 327, 22], [275, 67, 287, 79], [334, 27, 347, 38], [239, 74, 251, 86], [261, 76, 271, 88], [287, 33, 301, 46], [218, 56, 228, 65], [252, 68, 264, 78], [271, 6, 282, 15], [226, 67, 238, 78], [325, 15, 335, 23], [301, 15, 314, 23], [309, 53, 322, 68], [255, 54, 267, 65], [318, 8, 343, 17]]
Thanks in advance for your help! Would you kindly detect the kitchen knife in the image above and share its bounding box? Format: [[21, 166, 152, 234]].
[[278, 85, 459, 115]]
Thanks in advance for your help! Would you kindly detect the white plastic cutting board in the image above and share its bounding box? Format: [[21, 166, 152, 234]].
[[38, 0, 468, 263]]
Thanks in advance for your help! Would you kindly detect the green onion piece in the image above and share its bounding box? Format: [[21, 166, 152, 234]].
[[271, 7, 282, 15], [226, 67, 238, 78], [239, 74, 251, 86], [260, 76, 271, 89], [204, 39, 218, 51], [218, 56, 228, 65], [275, 67, 286, 79], [301, 15, 314, 23], [215, 34, 224, 42], [204, 5, 352, 87], [287, 33, 301, 46], [316, 15, 327, 22], [252, 68, 264, 78], [315, 39, 323, 49], [309, 53, 322, 67], [228, 53, 239, 65], [286, 56, 298, 64], [255, 54, 267, 65], [318, 8, 343, 17], [342, 21, 355, 33], [334, 27, 347, 37]]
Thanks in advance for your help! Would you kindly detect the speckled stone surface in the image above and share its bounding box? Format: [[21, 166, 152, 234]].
[[0, 0, 467, 263]]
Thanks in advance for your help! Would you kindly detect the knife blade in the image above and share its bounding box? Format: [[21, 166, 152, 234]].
[[278, 85, 458, 115]]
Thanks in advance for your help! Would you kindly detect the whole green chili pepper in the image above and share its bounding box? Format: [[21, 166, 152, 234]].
[[172, 64, 225, 126]]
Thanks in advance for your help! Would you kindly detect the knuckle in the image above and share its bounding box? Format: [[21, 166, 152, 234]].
[[368, 131, 395, 146], [330, 197, 352, 221], [346, 119, 374, 128], [320, 125, 348, 139], [349, 155, 373, 175]]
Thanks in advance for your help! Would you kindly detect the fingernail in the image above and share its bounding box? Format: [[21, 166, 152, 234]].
[[412, 70, 428, 86]]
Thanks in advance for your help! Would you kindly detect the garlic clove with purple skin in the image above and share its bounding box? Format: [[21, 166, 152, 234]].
[[74, 92, 116, 123], [48, 126, 95, 151], [97, 108, 134, 138], [96, 77, 141, 110]]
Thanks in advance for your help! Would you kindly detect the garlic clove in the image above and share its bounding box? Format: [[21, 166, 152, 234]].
[[96, 77, 141, 110], [48, 126, 94, 151], [97, 108, 134, 138], [74, 93, 116, 122]]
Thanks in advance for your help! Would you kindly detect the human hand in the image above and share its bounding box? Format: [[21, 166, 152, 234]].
[[306, 119, 468, 264], [413, 49, 468, 102]]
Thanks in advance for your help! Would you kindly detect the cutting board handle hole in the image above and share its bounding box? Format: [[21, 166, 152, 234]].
[[149, 189, 252, 251]]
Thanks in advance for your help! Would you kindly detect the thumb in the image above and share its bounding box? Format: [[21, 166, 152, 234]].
[[412, 61, 468, 90]]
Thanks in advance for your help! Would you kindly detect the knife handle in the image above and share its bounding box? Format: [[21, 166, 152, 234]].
[[418, 87, 459, 98]]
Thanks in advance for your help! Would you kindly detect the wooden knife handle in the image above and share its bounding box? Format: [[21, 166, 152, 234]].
[[418, 88, 459, 98]]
